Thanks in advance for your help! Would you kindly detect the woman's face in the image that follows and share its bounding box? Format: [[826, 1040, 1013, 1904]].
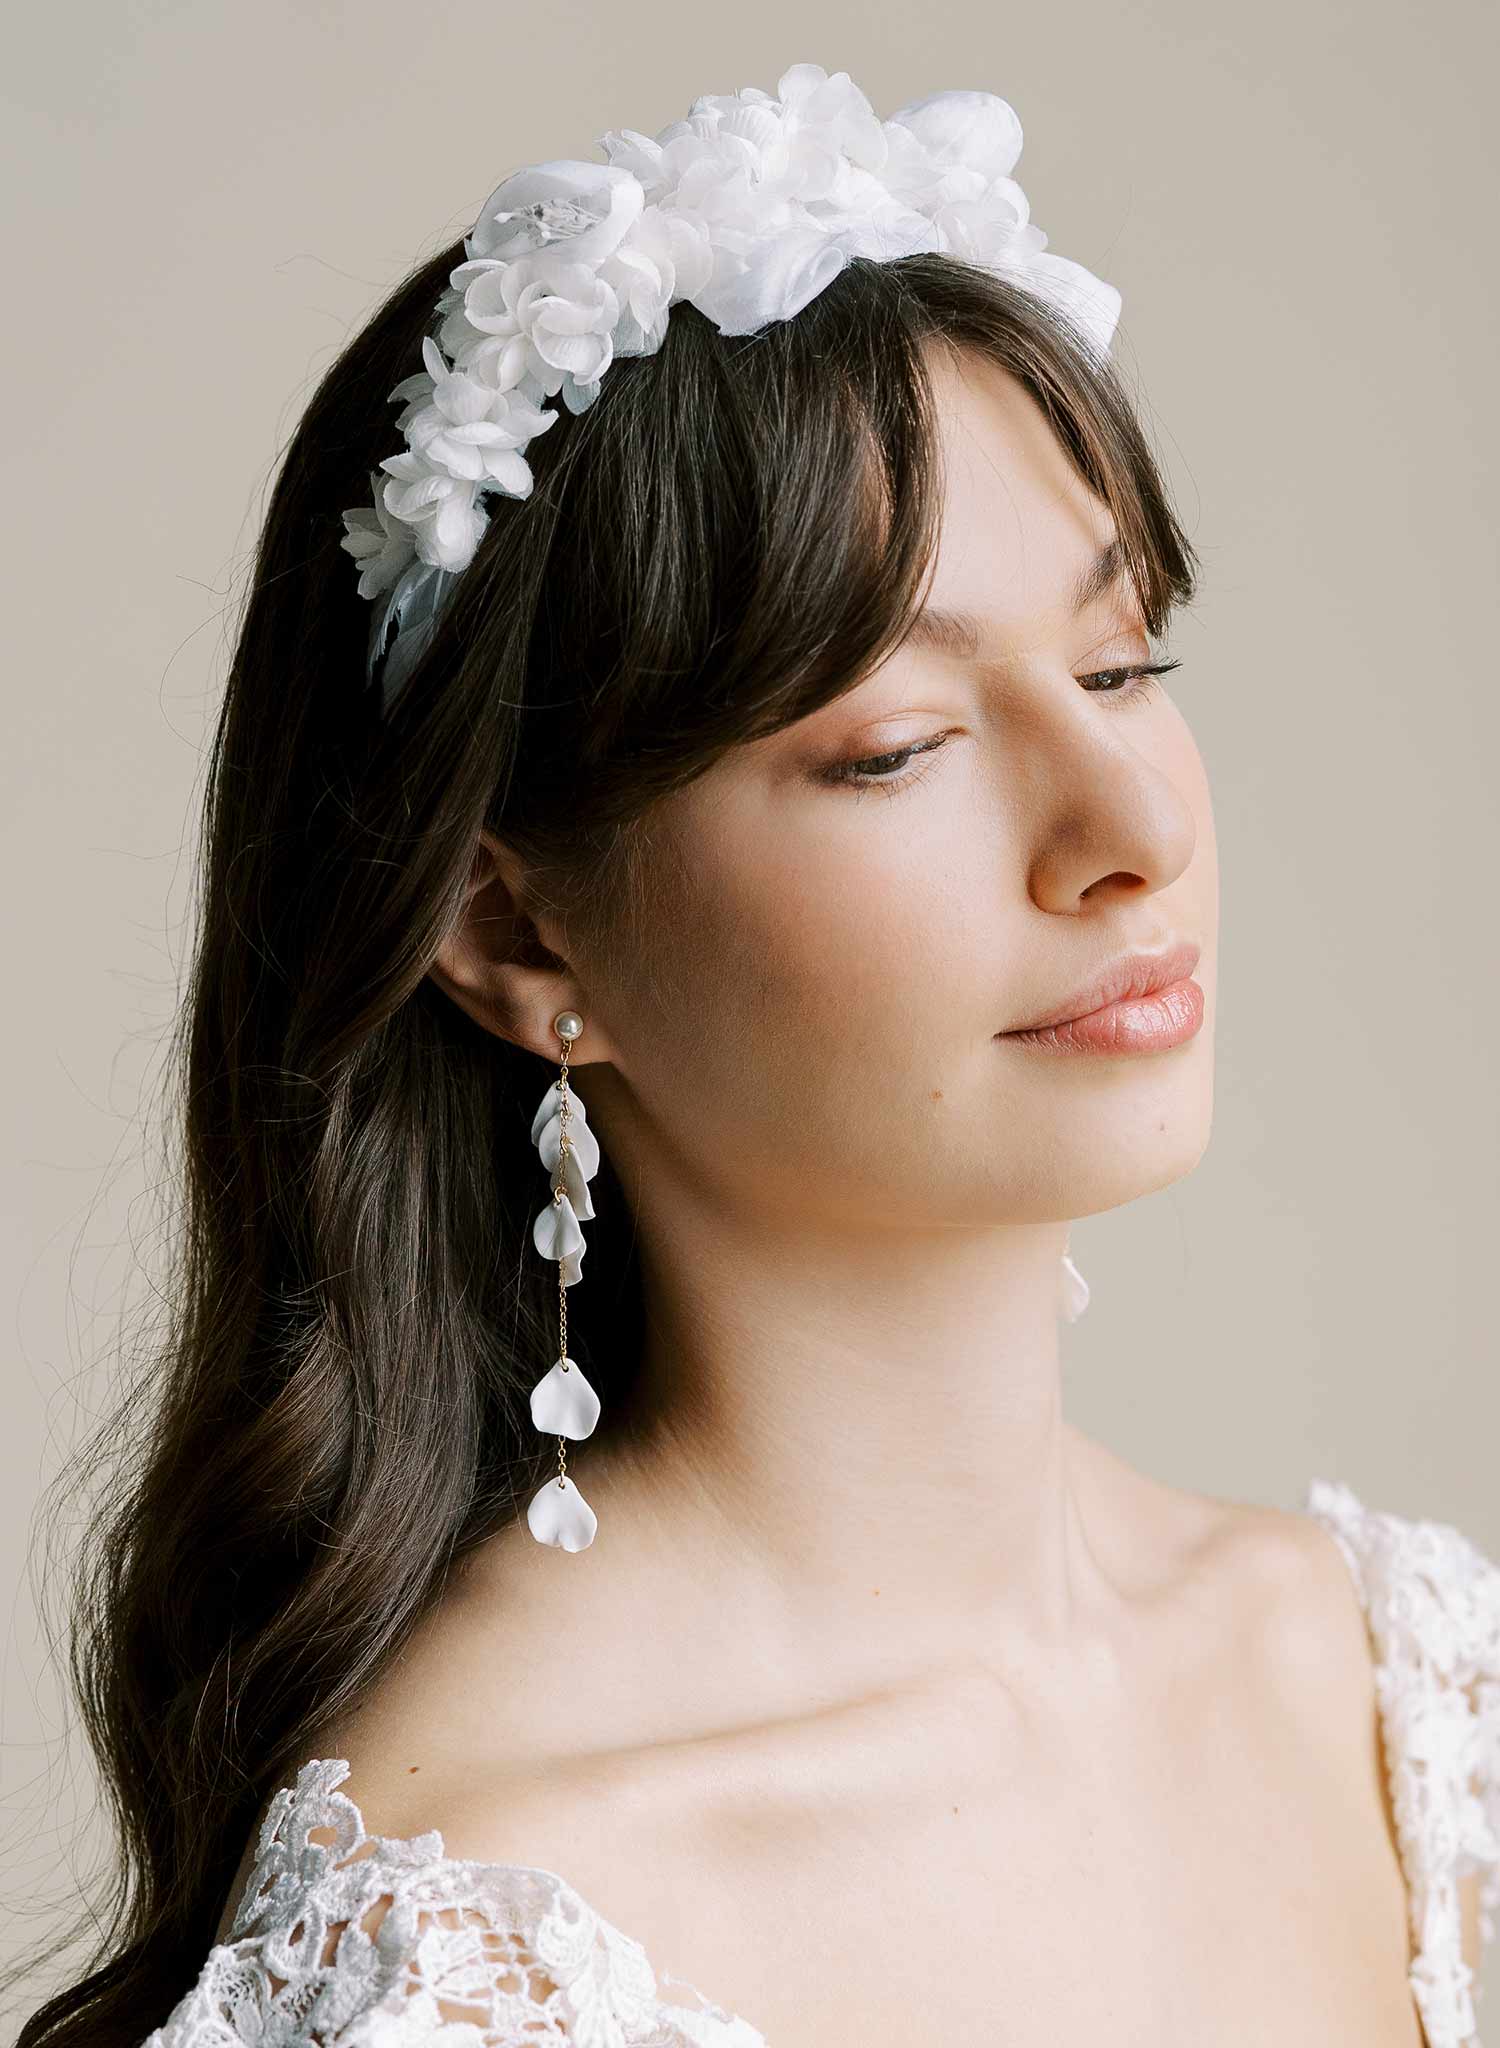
[[578, 346, 1217, 1232]]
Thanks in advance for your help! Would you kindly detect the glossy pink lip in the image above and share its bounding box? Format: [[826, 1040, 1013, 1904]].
[[1002, 977, 1204, 1055], [1000, 942, 1204, 1040]]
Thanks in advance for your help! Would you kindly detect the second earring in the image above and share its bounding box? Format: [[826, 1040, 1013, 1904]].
[[1059, 1232, 1091, 1322]]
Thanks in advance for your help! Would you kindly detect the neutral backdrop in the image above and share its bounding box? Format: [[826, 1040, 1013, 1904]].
[[5, 0, 1496, 2026]]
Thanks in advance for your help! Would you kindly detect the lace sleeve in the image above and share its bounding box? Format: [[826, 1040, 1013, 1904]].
[[141, 1759, 677, 2048], [1307, 1478, 1500, 2048]]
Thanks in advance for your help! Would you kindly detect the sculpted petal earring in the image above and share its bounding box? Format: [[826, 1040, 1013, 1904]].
[[1060, 1231, 1091, 1322], [525, 1010, 604, 1551]]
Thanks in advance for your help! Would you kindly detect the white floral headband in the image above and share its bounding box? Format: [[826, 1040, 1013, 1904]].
[[339, 61, 1122, 710]]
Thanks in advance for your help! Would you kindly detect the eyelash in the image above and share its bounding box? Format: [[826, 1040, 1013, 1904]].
[[822, 660, 1183, 797]]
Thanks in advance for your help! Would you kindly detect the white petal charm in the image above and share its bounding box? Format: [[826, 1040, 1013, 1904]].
[[533, 1191, 584, 1262], [535, 1097, 601, 1176], [559, 1146, 596, 1222], [530, 1077, 591, 1146], [535, 1110, 599, 1219], [527, 1474, 598, 1550], [530, 1081, 601, 1220], [1060, 1249, 1091, 1322], [530, 1356, 601, 1438]]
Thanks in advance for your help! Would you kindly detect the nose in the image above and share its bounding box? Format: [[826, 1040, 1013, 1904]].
[[1012, 682, 1198, 914]]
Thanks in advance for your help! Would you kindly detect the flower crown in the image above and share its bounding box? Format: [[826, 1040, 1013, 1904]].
[[339, 62, 1122, 710]]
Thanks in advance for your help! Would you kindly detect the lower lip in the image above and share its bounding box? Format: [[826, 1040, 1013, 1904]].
[[1001, 977, 1205, 1055]]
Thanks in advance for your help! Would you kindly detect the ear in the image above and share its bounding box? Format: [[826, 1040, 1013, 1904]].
[[427, 830, 620, 1067]]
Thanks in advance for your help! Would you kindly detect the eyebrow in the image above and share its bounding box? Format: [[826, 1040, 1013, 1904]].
[[904, 537, 1128, 659]]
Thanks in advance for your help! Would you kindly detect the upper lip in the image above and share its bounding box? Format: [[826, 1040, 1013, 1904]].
[[1003, 939, 1202, 1032]]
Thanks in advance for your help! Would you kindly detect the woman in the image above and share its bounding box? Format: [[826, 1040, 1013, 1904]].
[[16, 61, 1499, 2048]]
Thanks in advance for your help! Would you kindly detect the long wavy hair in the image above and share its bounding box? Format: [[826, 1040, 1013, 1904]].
[[12, 242, 1198, 2046]]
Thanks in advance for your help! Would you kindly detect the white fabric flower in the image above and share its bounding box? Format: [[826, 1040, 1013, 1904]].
[[340, 61, 1123, 693], [599, 203, 713, 355], [886, 85, 1025, 182], [340, 467, 416, 600], [468, 159, 646, 267], [375, 450, 489, 575], [398, 336, 552, 486]]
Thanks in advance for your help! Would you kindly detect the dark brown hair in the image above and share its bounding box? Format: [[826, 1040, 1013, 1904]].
[[12, 241, 1197, 2046]]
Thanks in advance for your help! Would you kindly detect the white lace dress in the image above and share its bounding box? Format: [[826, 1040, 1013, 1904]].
[[141, 1477, 1500, 2048]]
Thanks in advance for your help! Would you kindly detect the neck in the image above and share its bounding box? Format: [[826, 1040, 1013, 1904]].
[[582, 1187, 1109, 1661]]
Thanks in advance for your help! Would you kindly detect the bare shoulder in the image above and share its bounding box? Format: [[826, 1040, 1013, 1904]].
[[1196, 1475, 1372, 1677], [1229, 1493, 1377, 1714], [1078, 1433, 1378, 1722], [311, 1728, 670, 1876]]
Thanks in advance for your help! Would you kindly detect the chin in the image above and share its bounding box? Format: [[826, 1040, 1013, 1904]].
[[1061, 1109, 1214, 1220], [1005, 1050, 1216, 1219]]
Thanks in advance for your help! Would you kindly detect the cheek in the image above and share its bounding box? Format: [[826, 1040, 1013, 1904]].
[[689, 786, 1014, 1046], [603, 789, 1023, 1215]]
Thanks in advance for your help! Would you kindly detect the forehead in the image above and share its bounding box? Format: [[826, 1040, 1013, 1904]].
[[920, 349, 1123, 640]]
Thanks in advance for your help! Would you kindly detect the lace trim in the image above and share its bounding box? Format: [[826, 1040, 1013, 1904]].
[[1305, 1476, 1500, 2048], [143, 1755, 767, 2047]]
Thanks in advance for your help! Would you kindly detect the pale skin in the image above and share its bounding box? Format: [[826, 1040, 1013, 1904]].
[[219, 348, 1480, 2040]]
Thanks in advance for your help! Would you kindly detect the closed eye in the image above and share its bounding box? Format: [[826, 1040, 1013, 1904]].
[[822, 659, 1184, 798]]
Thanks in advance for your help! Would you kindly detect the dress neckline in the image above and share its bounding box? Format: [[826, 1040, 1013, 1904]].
[[232, 1478, 1453, 2048], [234, 1753, 769, 2045]]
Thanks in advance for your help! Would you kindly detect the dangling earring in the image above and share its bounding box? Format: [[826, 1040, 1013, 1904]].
[[1059, 1230, 1091, 1323], [525, 1010, 604, 1550]]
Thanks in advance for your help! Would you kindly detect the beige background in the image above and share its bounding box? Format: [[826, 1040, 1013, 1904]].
[[4, 0, 1496, 2025]]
